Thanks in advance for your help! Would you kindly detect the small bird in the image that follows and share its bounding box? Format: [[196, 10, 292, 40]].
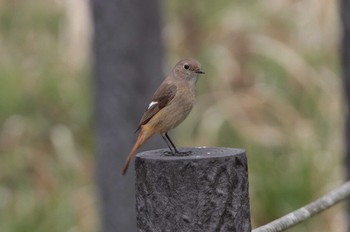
[[121, 58, 205, 175]]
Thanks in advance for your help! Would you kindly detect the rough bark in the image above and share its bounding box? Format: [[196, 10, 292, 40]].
[[135, 147, 251, 232], [91, 0, 163, 231]]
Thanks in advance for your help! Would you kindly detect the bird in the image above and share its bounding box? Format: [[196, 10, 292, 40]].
[[121, 58, 205, 175]]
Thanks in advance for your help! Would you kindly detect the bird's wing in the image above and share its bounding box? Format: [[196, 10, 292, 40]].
[[136, 82, 177, 131]]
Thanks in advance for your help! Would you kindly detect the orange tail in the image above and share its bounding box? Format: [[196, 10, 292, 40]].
[[121, 129, 152, 175]]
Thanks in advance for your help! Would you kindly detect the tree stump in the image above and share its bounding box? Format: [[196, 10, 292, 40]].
[[135, 147, 251, 232]]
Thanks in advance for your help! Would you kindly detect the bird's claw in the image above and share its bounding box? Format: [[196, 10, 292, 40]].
[[162, 150, 192, 156], [176, 150, 192, 156], [162, 151, 175, 156]]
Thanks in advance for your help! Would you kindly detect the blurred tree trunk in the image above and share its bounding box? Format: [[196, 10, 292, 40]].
[[91, 0, 163, 231], [341, 0, 350, 230]]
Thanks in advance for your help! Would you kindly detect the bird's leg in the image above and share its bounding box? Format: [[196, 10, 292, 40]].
[[164, 133, 192, 156], [161, 134, 176, 156]]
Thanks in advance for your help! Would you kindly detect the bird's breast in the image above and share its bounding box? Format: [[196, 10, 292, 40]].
[[148, 83, 196, 132]]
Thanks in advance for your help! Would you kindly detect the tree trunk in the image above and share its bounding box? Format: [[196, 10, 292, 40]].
[[91, 0, 163, 231]]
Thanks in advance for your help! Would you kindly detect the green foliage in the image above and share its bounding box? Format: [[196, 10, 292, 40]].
[[0, 0, 95, 231]]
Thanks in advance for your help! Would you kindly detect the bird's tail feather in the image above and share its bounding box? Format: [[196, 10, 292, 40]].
[[121, 130, 150, 175]]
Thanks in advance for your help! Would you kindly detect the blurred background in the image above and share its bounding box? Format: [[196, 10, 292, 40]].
[[0, 0, 345, 231]]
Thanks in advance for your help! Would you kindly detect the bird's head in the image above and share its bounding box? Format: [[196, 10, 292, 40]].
[[172, 58, 205, 83]]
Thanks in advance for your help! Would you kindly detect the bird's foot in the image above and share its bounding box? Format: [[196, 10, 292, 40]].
[[162, 150, 192, 156], [162, 151, 176, 156], [174, 150, 192, 156]]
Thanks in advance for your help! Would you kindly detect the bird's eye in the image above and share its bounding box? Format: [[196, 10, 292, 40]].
[[183, 64, 190, 70]]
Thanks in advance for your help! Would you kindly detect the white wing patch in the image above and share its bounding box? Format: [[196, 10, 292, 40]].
[[148, 101, 158, 109]]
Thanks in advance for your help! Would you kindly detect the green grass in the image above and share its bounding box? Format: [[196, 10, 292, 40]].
[[0, 0, 95, 231]]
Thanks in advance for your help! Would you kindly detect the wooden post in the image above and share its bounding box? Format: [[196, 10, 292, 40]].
[[135, 147, 251, 232]]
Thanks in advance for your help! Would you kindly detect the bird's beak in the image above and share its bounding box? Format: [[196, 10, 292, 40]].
[[195, 69, 205, 74]]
